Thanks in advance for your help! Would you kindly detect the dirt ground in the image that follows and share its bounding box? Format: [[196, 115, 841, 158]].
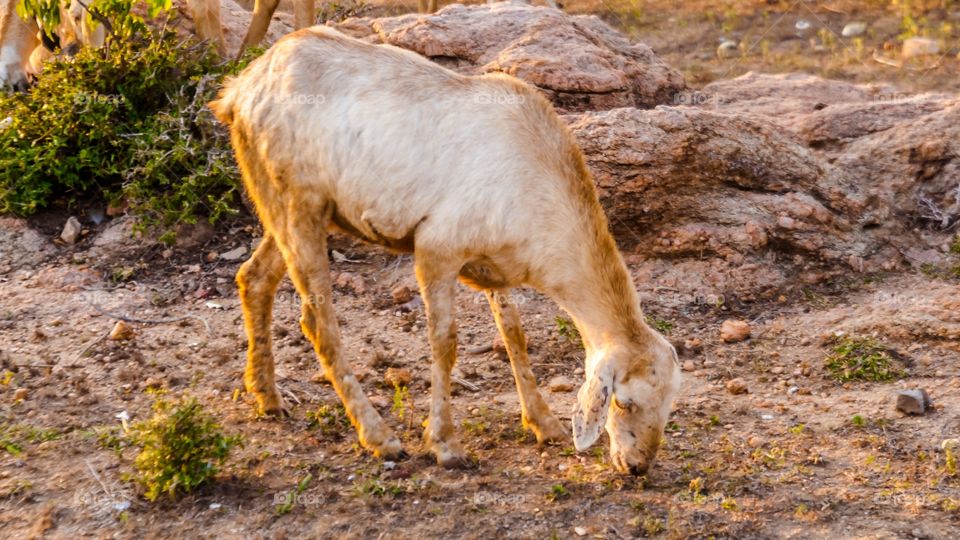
[[2, 1, 960, 539], [1, 210, 958, 538]]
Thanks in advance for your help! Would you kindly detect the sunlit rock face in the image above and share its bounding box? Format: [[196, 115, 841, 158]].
[[330, 2, 687, 112]]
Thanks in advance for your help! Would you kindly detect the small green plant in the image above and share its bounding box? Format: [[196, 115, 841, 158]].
[[944, 441, 958, 478], [0, 423, 60, 455], [709, 415, 721, 427], [554, 316, 581, 344], [355, 477, 402, 498], [391, 384, 410, 420], [129, 397, 242, 501], [546, 483, 568, 502], [851, 414, 866, 427], [825, 336, 903, 382], [275, 473, 313, 515], [645, 314, 675, 334], [950, 235, 960, 254], [306, 404, 350, 437]]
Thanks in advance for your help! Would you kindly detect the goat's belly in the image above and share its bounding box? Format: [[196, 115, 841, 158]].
[[327, 205, 422, 253]]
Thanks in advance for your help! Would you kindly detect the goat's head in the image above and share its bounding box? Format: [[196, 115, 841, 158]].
[[572, 334, 681, 475]]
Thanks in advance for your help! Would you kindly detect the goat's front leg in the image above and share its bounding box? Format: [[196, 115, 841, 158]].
[[187, 0, 226, 55], [485, 289, 566, 444], [239, 0, 280, 54], [293, 0, 316, 30], [237, 234, 287, 416], [415, 257, 469, 468], [279, 220, 403, 459]]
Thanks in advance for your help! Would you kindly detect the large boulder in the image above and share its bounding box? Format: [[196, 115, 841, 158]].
[[331, 2, 686, 112]]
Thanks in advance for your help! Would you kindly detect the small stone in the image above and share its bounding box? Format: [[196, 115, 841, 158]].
[[942, 439, 960, 451], [548, 376, 574, 393], [726, 378, 748, 395], [902, 37, 940, 59], [144, 377, 163, 390], [109, 321, 134, 341], [574, 527, 587, 537], [384, 367, 412, 388], [391, 286, 413, 305], [205, 251, 219, 262], [60, 217, 82, 245], [747, 435, 764, 448], [720, 319, 751, 343], [682, 360, 696, 372], [683, 337, 703, 354], [841, 22, 867, 37], [13, 388, 27, 401], [383, 461, 396, 471], [219, 246, 248, 262], [895, 388, 932, 415], [717, 40, 738, 59]]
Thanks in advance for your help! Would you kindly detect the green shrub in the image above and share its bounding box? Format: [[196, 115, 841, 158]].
[[824, 336, 904, 382], [0, 30, 252, 236], [130, 397, 242, 501]]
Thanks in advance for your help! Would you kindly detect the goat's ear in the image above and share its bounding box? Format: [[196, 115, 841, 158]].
[[572, 360, 613, 451]]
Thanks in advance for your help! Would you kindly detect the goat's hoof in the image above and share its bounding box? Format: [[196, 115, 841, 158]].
[[263, 405, 290, 418], [371, 436, 405, 460], [531, 416, 569, 445], [431, 441, 473, 469]]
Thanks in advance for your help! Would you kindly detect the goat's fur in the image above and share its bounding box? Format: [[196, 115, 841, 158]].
[[211, 26, 680, 473]]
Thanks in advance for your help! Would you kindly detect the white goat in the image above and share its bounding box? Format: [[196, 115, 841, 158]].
[[210, 26, 680, 474]]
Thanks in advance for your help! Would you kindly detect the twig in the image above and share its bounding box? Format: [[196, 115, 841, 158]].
[[84, 459, 112, 498], [87, 301, 212, 337], [465, 344, 494, 355], [282, 388, 302, 405], [453, 377, 480, 392], [69, 330, 111, 366]]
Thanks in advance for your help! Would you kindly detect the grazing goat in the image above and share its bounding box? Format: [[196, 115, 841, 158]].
[[210, 27, 680, 474], [0, 0, 105, 90]]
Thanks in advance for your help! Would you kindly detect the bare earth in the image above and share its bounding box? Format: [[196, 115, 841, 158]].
[[0, 213, 958, 538]]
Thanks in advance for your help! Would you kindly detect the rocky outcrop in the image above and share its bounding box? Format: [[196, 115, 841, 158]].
[[331, 2, 686, 112]]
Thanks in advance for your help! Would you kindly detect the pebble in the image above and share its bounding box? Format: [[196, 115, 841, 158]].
[[383, 461, 396, 471], [574, 527, 587, 537], [717, 40, 738, 59], [109, 321, 134, 341], [547, 376, 574, 393], [391, 286, 413, 305], [60, 217, 82, 245], [720, 319, 751, 343], [895, 388, 932, 415], [726, 378, 748, 395], [747, 435, 764, 448], [682, 360, 696, 372], [841, 22, 867, 37], [13, 388, 27, 401], [902, 37, 940, 59], [219, 246, 248, 262], [384, 367, 412, 388]]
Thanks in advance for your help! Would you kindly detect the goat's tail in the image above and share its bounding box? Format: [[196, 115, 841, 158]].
[[208, 77, 237, 125]]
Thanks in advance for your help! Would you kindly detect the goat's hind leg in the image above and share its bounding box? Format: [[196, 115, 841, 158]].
[[485, 289, 566, 443], [416, 254, 470, 468], [279, 211, 403, 459], [237, 234, 287, 416]]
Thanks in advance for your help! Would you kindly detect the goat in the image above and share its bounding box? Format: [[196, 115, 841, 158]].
[[210, 26, 680, 474]]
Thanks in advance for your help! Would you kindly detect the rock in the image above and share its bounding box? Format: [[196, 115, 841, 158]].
[[171, 0, 293, 57], [747, 435, 764, 448], [720, 320, 751, 343], [219, 246, 248, 261], [109, 321, 135, 341], [682, 337, 703, 354], [60, 217, 83, 245], [574, 527, 587, 537], [901, 37, 940, 59], [895, 388, 932, 415], [726, 378, 748, 395], [716, 40, 738, 59], [682, 360, 696, 372], [391, 286, 413, 305], [335, 272, 366, 295], [144, 377, 163, 390], [13, 388, 27, 401], [841, 22, 867, 38], [384, 367, 412, 388], [331, 3, 686, 112], [548, 376, 574, 393], [942, 439, 959, 451]]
